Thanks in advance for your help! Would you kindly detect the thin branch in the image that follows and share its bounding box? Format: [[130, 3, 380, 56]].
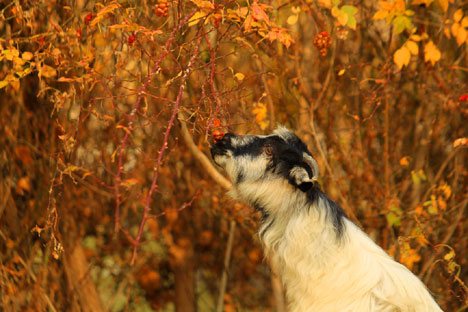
[[216, 220, 236, 312], [178, 111, 232, 190], [114, 9, 197, 233], [130, 32, 202, 265]]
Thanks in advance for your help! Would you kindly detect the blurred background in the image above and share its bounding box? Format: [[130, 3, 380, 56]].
[[1, 0, 467, 311]]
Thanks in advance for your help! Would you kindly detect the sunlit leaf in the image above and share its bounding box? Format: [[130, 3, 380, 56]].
[[444, 250, 455, 261], [453, 9, 463, 23], [393, 46, 411, 69], [0, 81, 8, 89], [437, 0, 448, 12], [392, 15, 412, 34], [456, 27, 467, 46], [424, 40, 441, 66], [234, 73, 245, 81], [22, 51, 34, 61], [287, 14, 299, 25], [188, 11, 206, 27], [405, 40, 419, 55], [453, 137, 468, 147], [462, 16, 468, 28], [373, 9, 388, 20]]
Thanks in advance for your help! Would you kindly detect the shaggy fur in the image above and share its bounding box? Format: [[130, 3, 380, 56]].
[[211, 128, 442, 312]]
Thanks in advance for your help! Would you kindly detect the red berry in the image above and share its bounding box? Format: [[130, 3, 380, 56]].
[[128, 35, 135, 45], [85, 13, 93, 24], [213, 119, 221, 127], [212, 130, 225, 142], [77, 29, 82, 38], [458, 94, 468, 101]]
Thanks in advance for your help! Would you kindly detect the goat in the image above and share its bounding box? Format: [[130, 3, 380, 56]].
[[211, 127, 443, 312]]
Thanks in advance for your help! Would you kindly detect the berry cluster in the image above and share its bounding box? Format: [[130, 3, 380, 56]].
[[155, 0, 170, 17], [313, 31, 332, 57]]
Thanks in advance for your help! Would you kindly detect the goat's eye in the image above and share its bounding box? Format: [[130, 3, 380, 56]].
[[264, 144, 273, 156]]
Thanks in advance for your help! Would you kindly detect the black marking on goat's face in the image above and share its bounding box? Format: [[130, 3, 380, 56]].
[[210, 128, 316, 188]]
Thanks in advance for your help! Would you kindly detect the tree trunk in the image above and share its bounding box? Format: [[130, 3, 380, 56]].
[[63, 238, 105, 312]]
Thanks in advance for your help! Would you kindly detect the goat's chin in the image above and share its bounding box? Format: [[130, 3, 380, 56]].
[[226, 187, 240, 200]]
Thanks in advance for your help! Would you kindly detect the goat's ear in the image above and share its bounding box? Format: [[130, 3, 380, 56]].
[[289, 153, 319, 191]]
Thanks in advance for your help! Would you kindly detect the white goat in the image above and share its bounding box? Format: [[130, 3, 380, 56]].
[[211, 127, 443, 312]]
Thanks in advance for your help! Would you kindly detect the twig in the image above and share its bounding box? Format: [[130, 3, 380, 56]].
[[114, 9, 197, 233], [309, 113, 361, 226], [130, 32, 202, 265], [178, 112, 232, 190], [216, 220, 236, 312], [420, 197, 468, 281]]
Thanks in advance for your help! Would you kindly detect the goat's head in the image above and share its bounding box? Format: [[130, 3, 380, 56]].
[[211, 127, 319, 211]]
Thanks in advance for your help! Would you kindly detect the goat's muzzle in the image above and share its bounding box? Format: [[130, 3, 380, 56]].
[[210, 132, 237, 161]]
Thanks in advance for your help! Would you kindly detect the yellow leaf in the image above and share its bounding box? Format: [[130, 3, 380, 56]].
[[22, 51, 34, 61], [462, 16, 468, 28], [0, 81, 8, 89], [393, 46, 411, 69], [424, 40, 441, 66], [287, 14, 299, 25], [373, 9, 388, 20], [410, 34, 422, 41], [453, 9, 463, 22], [405, 40, 419, 55], [337, 11, 349, 26], [437, 0, 448, 12], [451, 22, 460, 37], [188, 11, 206, 27], [331, 6, 340, 18], [234, 73, 245, 81], [3, 48, 19, 61], [456, 27, 467, 45], [338, 69, 346, 76], [444, 250, 455, 261], [399, 156, 410, 166], [39, 64, 57, 79]]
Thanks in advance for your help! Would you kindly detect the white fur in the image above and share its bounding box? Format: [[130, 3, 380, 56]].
[[237, 181, 443, 312], [214, 130, 443, 311]]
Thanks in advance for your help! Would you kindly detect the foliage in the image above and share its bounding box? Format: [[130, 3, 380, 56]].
[[1, 0, 467, 311]]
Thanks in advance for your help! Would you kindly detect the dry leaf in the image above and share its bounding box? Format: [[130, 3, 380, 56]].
[[394, 46, 411, 69], [405, 40, 419, 55], [424, 40, 441, 66]]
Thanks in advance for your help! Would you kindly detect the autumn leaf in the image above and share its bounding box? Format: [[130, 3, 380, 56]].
[[234, 72, 245, 81], [453, 137, 468, 147], [38, 64, 57, 79], [394, 46, 411, 69], [188, 11, 206, 27], [405, 40, 419, 55], [424, 40, 441, 65], [455, 27, 467, 46], [287, 14, 299, 25], [453, 9, 463, 23], [22, 51, 34, 61]]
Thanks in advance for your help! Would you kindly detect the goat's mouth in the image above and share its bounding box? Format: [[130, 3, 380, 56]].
[[210, 145, 228, 158]]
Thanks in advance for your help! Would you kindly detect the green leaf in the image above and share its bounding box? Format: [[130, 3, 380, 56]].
[[386, 211, 401, 226], [347, 15, 357, 29], [392, 15, 412, 34], [341, 5, 358, 15]]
